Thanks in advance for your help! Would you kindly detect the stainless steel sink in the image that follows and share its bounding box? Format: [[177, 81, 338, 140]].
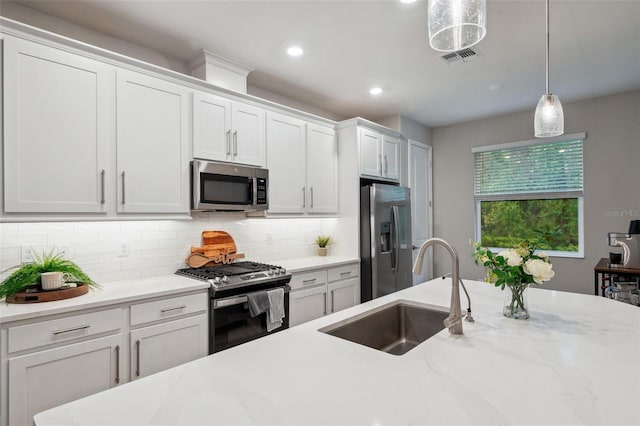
[[319, 300, 449, 355]]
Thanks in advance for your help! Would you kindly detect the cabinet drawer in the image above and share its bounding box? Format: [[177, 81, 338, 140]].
[[289, 270, 328, 291], [328, 263, 360, 282], [8, 308, 122, 353], [130, 292, 208, 326]]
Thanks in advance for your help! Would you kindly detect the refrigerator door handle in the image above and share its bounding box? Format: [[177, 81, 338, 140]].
[[390, 205, 400, 272]]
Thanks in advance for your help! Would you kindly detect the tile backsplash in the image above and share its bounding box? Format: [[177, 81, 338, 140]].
[[0, 214, 339, 283]]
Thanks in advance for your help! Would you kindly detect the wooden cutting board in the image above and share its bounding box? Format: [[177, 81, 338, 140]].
[[187, 230, 245, 266]]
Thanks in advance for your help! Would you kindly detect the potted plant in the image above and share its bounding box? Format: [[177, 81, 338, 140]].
[[315, 235, 332, 256], [0, 249, 97, 300]]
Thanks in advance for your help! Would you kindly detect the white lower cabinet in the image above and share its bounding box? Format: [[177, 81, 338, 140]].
[[8, 334, 123, 426], [289, 262, 360, 327], [1, 290, 208, 426]]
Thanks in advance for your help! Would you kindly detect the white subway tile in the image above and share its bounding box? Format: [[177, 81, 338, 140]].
[[74, 222, 121, 234], [120, 258, 159, 271], [141, 231, 177, 241], [0, 223, 19, 236], [141, 247, 178, 258], [120, 221, 160, 232]]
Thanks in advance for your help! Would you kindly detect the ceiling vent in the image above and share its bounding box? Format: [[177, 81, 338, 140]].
[[439, 48, 479, 64]]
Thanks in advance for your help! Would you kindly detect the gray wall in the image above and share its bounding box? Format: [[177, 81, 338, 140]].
[[431, 90, 640, 294]]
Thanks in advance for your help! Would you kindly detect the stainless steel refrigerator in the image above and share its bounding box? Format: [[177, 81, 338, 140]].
[[360, 183, 413, 302]]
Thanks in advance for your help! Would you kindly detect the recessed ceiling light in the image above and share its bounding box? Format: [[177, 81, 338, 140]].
[[399, 0, 418, 4], [286, 46, 304, 57], [489, 84, 503, 92], [369, 86, 384, 95]]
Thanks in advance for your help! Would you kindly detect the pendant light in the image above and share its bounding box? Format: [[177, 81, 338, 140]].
[[534, 0, 564, 138], [427, 0, 487, 53]]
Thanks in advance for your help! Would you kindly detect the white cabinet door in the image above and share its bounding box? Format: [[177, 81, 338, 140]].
[[289, 285, 328, 327], [359, 128, 381, 177], [129, 314, 207, 380], [327, 278, 359, 314], [3, 36, 112, 213], [116, 69, 189, 213], [231, 102, 265, 167], [306, 124, 338, 214], [382, 135, 400, 181], [266, 112, 307, 214], [192, 92, 232, 162], [8, 334, 123, 426]]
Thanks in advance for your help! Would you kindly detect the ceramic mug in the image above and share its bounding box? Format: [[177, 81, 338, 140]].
[[40, 271, 70, 290]]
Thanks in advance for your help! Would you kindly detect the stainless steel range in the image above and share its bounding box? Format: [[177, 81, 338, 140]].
[[176, 261, 291, 354]]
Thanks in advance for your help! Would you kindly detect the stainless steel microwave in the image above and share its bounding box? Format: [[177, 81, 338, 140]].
[[191, 160, 268, 212]]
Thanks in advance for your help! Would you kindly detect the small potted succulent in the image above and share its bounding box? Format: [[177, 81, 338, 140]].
[[0, 249, 97, 301], [314, 235, 332, 256]]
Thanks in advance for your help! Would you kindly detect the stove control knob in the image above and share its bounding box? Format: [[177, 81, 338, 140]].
[[267, 269, 275, 276], [213, 277, 221, 285], [221, 276, 229, 283], [274, 269, 281, 275], [278, 268, 287, 275]]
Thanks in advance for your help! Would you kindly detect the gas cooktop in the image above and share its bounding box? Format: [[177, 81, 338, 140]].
[[176, 261, 289, 292]]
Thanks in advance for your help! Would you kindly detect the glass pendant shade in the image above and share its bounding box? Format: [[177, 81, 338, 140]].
[[428, 0, 487, 52], [534, 94, 564, 138]]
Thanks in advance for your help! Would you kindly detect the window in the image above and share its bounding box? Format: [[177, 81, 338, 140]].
[[473, 133, 585, 258]]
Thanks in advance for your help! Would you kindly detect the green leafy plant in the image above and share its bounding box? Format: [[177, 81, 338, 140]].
[[314, 235, 332, 248], [1, 249, 97, 299]]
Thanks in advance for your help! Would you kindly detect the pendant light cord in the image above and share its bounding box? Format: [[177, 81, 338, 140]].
[[546, 0, 550, 95]]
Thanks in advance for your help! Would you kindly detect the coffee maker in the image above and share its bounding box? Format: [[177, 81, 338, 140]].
[[608, 220, 640, 268]]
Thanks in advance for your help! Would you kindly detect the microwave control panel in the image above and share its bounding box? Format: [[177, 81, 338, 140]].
[[256, 178, 267, 205]]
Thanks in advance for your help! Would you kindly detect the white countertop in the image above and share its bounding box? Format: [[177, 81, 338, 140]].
[[0, 256, 358, 324], [34, 278, 640, 426], [276, 256, 359, 273], [0, 275, 209, 323]]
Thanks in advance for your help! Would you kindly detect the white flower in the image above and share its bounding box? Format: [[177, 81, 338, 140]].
[[497, 249, 523, 267], [523, 259, 555, 284], [538, 251, 550, 262]]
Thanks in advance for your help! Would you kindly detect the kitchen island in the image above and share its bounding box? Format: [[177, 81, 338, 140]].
[[34, 278, 640, 426]]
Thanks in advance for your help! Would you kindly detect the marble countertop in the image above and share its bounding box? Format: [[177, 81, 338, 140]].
[[34, 278, 640, 426], [276, 256, 359, 273], [0, 256, 358, 324], [0, 275, 210, 323]]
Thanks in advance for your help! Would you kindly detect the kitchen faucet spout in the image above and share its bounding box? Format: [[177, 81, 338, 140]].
[[412, 238, 463, 335]]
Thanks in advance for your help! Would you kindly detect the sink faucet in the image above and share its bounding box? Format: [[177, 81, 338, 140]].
[[412, 238, 463, 335]]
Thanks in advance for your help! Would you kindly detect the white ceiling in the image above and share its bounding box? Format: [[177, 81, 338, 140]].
[[9, 0, 640, 127]]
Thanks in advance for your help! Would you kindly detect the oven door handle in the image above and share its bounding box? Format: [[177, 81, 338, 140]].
[[214, 295, 248, 309]]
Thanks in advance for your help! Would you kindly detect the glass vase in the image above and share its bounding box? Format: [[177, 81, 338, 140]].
[[503, 284, 529, 320]]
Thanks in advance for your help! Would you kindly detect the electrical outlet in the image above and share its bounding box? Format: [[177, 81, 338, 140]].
[[21, 245, 36, 263], [117, 242, 130, 257]]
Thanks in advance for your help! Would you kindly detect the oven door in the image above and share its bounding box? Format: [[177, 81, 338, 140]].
[[210, 288, 290, 353]]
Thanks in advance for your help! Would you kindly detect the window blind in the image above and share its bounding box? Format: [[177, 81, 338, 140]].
[[474, 138, 584, 199]]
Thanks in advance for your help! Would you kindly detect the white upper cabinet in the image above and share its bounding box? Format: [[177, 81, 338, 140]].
[[266, 112, 307, 213], [192, 91, 265, 167], [306, 124, 338, 214], [3, 36, 112, 213], [116, 69, 190, 214], [266, 112, 338, 215], [381, 134, 400, 181], [359, 128, 382, 177], [358, 126, 400, 182]]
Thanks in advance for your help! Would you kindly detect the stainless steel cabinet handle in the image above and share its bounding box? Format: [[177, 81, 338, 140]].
[[384, 155, 388, 173], [136, 340, 141, 377], [160, 305, 186, 313], [53, 324, 90, 335], [302, 187, 306, 208], [226, 130, 231, 155], [115, 345, 120, 384], [121, 171, 126, 205], [302, 278, 317, 285], [100, 170, 105, 204], [310, 187, 314, 208], [340, 271, 352, 277], [233, 130, 238, 156]]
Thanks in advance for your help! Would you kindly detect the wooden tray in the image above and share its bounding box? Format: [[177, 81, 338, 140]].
[[187, 230, 245, 267], [6, 284, 89, 304]]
